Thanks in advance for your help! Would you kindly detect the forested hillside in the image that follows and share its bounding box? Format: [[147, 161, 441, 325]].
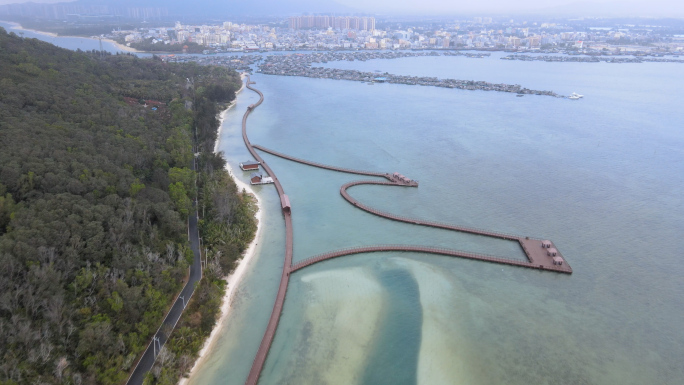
[[0, 28, 253, 384]]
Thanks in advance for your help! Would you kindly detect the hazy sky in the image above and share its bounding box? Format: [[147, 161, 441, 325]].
[[339, 0, 583, 13], [0, 0, 72, 4], [336, 0, 681, 16], [0, 0, 681, 17]]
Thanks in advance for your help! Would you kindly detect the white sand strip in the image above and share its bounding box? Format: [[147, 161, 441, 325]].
[[1, 21, 140, 52], [103, 38, 140, 53], [277, 267, 385, 384], [181, 74, 259, 384]]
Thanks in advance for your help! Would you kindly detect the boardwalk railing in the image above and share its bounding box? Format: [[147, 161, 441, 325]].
[[243, 78, 295, 385], [341, 180, 531, 242], [253, 144, 389, 178], [290, 244, 541, 273]]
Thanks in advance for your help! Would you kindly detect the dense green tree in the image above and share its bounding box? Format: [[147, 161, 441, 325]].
[[0, 27, 248, 384]]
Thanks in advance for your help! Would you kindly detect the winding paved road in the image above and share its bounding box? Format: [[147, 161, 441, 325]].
[[241, 76, 571, 385], [125, 158, 203, 385]]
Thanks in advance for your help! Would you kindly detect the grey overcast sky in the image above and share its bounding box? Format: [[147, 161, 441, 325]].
[[0, 0, 72, 4], [0, 0, 681, 17], [336, 0, 681, 16]]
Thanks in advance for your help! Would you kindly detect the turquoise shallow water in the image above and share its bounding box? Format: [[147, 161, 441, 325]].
[[14, 26, 684, 384], [197, 54, 684, 385]]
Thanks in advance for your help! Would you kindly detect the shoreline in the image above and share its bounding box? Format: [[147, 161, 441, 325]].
[[103, 37, 140, 53], [180, 74, 257, 385], [0, 20, 140, 53]]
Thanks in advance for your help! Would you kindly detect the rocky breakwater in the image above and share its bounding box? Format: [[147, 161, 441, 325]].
[[502, 54, 684, 64], [258, 51, 561, 97], [162, 54, 263, 73]]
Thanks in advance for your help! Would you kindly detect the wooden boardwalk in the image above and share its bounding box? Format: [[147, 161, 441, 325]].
[[291, 245, 537, 272], [253, 144, 389, 178], [242, 80, 294, 385], [241, 77, 571, 385]]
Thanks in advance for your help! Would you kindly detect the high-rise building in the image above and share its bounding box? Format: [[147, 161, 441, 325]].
[[528, 35, 541, 47], [288, 17, 300, 29], [335, 17, 350, 29], [289, 15, 375, 31], [315, 15, 330, 29]]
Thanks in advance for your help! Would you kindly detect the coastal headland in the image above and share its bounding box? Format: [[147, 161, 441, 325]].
[[0, 20, 139, 52]]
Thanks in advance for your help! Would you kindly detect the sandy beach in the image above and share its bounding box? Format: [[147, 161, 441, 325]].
[[0, 21, 58, 37], [180, 75, 258, 384], [1, 21, 140, 53], [103, 38, 140, 53]]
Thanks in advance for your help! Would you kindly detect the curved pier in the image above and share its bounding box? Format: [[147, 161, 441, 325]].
[[241, 76, 571, 385], [291, 245, 535, 272], [340, 180, 520, 240], [242, 80, 294, 385], [253, 144, 390, 178]]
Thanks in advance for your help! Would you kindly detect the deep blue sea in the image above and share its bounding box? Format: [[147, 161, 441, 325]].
[[9, 24, 682, 384]]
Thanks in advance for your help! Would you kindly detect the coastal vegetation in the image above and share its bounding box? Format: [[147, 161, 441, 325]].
[[127, 39, 205, 54], [146, 77, 259, 385], [0, 28, 255, 384], [148, 171, 257, 384]]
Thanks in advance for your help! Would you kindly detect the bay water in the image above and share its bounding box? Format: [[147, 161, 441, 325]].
[[7, 25, 680, 383], [197, 53, 684, 385], [0, 21, 133, 53]]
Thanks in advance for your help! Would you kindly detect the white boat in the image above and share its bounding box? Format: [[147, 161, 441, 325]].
[[570, 92, 584, 98], [569, 95, 580, 100]]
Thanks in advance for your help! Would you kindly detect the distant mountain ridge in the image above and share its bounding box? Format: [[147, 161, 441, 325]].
[[0, 0, 359, 19]]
